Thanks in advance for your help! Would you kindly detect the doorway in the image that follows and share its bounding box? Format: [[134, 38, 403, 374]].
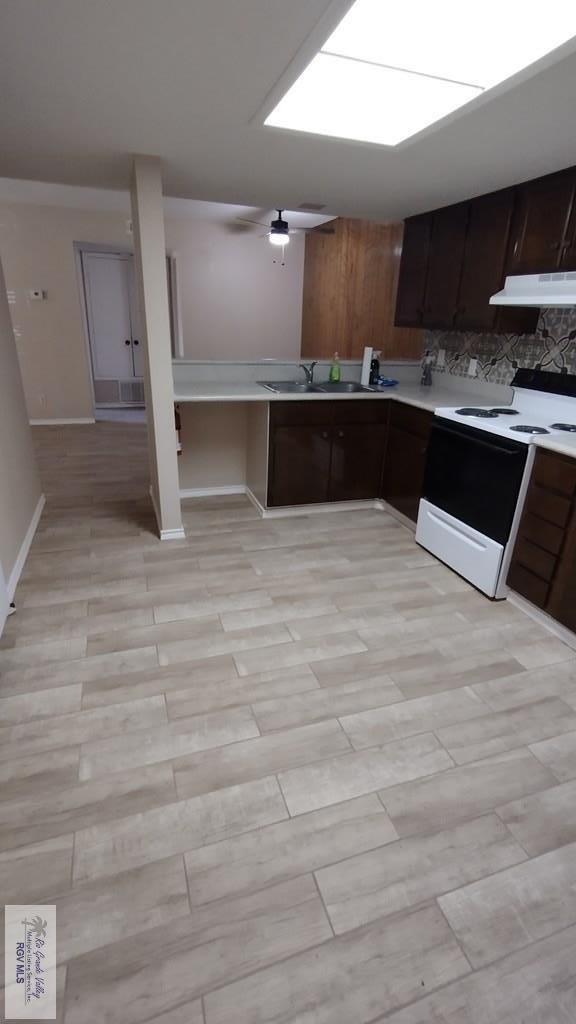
[[81, 251, 145, 408]]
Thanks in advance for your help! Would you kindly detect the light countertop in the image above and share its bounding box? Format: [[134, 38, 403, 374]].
[[173, 381, 509, 413], [533, 434, 576, 459]]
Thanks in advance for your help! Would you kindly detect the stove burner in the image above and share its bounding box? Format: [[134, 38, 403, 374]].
[[510, 425, 550, 434], [455, 408, 499, 418], [550, 423, 576, 432], [490, 408, 519, 415]]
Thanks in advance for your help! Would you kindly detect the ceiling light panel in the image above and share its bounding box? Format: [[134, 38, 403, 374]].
[[324, 0, 576, 89], [264, 0, 576, 145], [265, 53, 481, 146]]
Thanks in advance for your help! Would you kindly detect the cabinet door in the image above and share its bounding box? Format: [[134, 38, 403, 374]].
[[547, 516, 576, 632], [394, 214, 432, 326], [268, 426, 331, 507], [455, 191, 514, 332], [329, 424, 387, 501], [422, 203, 468, 328], [560, 195, 576, 271], [507, 171, 576, 274], [381, 404, 433, 522]]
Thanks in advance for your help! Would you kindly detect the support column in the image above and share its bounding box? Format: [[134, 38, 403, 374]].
[[130, 155, 184, 539]]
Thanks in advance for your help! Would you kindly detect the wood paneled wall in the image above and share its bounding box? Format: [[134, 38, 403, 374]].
[[301, 217, 424, 360]]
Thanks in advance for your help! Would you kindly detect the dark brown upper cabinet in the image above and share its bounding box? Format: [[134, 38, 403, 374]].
[[507, 169, 576, 274], [456, 190, 538, 335], [421, 203, 468, 329], [456, 190, 514, 331], [394, 214, 432, 327]]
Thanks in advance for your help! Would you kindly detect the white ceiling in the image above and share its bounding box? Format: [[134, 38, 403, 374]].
[[2, 0, 576, 221]]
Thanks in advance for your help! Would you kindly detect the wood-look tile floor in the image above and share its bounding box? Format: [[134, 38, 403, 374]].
[[3, 421, 576, 1022]]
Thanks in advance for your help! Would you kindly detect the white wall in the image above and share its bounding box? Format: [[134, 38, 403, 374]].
[[166, 215, 304, 361], [0, 254, 43, 628], [0, 191, 306, 420]]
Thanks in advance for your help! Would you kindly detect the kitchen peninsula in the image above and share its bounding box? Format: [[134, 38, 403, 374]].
[[174, 359, 509, 517]]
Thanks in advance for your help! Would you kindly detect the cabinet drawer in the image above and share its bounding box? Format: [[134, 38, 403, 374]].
[[270, 402, 332, 428], [533, 450, 576, 497], [519, 512, 565, 556], [507, 562, 550, 609], [526, 486, 572, 528], [333, 400, 389, 425], [513, 537, 558, 582]]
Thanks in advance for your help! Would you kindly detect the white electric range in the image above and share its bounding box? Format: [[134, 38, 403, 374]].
[[416, 369, 576, 598]]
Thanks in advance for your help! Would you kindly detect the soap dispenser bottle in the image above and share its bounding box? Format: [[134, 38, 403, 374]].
[[329, 352, 341, 383]]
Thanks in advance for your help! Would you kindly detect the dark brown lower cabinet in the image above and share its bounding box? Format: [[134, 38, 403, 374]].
[[329, 424, 388, 501], [381, 403, 433, 522], [267, 400, 388, 507], [507, 448, 576, 631], [268, 426, 331, 506]]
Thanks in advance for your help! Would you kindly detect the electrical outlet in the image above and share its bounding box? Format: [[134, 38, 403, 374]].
[[468, 357, 478, 377]]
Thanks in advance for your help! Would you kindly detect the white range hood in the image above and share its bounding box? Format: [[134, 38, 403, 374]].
[[490, 271, 576, 307]]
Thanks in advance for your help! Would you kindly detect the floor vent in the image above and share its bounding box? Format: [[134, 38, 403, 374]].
[[119, 379, 145, 404], [94, 379, 145, 405]]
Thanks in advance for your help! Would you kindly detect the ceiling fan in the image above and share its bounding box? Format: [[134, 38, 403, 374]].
[[235, 209, 335, 246]]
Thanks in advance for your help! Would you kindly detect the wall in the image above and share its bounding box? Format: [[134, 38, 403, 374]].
[[179, 404, 248, 493], [0, 202, 129, 421], [165, 214, 305, 361], [301, 218, 423, 361], [0, 197, 307, 421], [0, 254, 43, 612], [425, 309, 576, 385]]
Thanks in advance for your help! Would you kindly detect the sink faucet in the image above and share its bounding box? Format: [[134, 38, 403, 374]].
[[299, 361, 318, 384]]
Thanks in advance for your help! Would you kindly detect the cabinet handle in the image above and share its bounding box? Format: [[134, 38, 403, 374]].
[[513, 240, 519, 257], [338, 430, 344, 438], [133, 339, 140, 346], [321, 431, 329, 439], [125, 339, 131, 346]]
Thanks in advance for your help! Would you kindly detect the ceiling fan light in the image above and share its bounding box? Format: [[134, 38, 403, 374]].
[[269, 231, 289, 246]]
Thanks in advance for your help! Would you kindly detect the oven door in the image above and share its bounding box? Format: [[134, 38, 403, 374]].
[[421, 419, 528, 544]]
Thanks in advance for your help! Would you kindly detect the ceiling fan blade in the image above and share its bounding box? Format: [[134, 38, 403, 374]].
[[236, 217, 268, 227]]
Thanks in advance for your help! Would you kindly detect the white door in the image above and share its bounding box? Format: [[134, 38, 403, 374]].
[[82, 253, 141, 381]]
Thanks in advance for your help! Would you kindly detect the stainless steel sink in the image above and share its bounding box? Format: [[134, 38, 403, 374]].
[[314, 381, 377, 393], [257, 381, 319, 393]]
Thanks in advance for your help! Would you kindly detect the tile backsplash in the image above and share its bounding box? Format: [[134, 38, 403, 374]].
[[425, 309, 576, 385]]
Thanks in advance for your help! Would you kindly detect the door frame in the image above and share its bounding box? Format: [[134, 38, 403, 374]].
[[74, 241, 184, 410]]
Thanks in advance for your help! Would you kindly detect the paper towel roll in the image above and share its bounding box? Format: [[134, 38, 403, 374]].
[[361, 347, 373, 386]]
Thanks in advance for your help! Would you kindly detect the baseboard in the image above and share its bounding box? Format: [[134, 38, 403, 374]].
[[377, 499, 416, 533], [247, 493, 381, 520], [29, 418, 96, 425], [160, 526, 186, 540], [507, 590, 576, 652], [7, 493, 46, 601], [180, 485, 247, 498], [245, 487, 265, 516], [149, 486, 185, 541]]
